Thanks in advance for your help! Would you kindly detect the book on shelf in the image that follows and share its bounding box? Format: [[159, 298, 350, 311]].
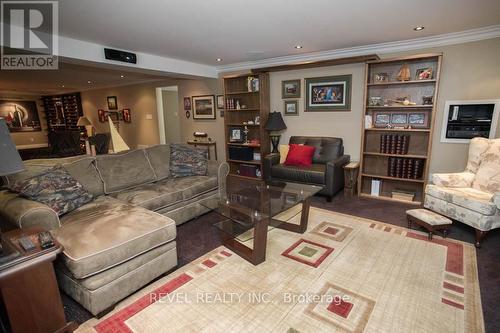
[[387, 157, 424, 179], [380, 134, 410, 154], [391, 190, 415, 202], [370, 179, 381, 196]]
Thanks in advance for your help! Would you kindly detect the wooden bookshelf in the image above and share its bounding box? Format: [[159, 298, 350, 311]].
[[358, 53, 442, 204], [223, 73, 270, 181]]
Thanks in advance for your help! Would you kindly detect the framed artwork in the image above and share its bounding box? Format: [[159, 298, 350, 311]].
[[185, 110, 190, 118], [282, 79, 301, 99], [184, 97, 191, 111], [216, 95, 224, 109], [122, 108, 132, 123], [373, 112, 391, 128], [192, 95, 216, 119], [415, 68, 433, 80], [390, 113, 408, 126], [408, 112, 429, 128], [0, 100, 41, 132], [373, 73, 389, 83], [305, 75, 352, 111], [229, 127, 244, 142], [108, 111, 119, 122], [284, 100, 298, 116], [98, 109, 106, 122], [107, 96, 118, 110]]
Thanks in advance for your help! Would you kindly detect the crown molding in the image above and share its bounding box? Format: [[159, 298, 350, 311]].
[[216, 25, 500, 73]]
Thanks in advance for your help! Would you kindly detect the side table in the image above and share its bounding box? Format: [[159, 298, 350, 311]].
[[187, 140, 218, 160], [343, 161, 360, 196], [0, 227, 77, 333]]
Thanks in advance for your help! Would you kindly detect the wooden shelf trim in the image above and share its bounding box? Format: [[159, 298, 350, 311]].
[[225, 91, 259, 95], [365, 128, 431, 132], [363, 152, 427, 159], [361, 173, 425, 183], [366, 105, 433, 109], [227, 159, 262, 165], [367, 79, 436, 86], [359, 193, 422, 205], [229, 173, 262, 181]]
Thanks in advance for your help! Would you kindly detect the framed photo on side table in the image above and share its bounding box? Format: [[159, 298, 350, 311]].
[[305, 75, 351, 111], [192, 95, 216, 119]]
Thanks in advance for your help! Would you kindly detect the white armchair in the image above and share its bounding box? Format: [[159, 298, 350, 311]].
[[424, 137, 500, 247]]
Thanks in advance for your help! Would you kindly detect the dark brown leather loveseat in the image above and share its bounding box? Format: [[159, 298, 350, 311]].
[[264, 136, 350, 201]]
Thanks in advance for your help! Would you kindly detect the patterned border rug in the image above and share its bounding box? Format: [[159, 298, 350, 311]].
[[76, 207, 484, 333]]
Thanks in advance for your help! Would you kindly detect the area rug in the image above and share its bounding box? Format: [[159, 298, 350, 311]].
[[76, 207, 484, 333]]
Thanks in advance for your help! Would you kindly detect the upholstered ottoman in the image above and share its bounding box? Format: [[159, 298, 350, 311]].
[[406, 209, 452, 240]]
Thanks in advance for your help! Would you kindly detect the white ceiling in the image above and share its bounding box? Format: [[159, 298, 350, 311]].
[[58, 0, 500, 66], [0, 62, 167, 95]]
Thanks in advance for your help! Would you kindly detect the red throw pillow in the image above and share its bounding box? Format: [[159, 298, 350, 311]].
[[284, 144, 316, 167]]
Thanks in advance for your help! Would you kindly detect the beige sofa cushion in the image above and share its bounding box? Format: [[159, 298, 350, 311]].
[[144, 145, 170, 181], [425, 185, 496, 215], [54, 197, 176, 278], [111, 183, 183, 211], [62, 157, 104, 197], [472, 138, 500, 193], [96, 150, 156, 194], [155, 176, 218, 201]]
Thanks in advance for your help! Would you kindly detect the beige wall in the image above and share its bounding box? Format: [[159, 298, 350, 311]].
[[162, 90, 181, 143], [231, 37, 500, 176], [0, 93, 48, 147], [80, 77, 224, 158]]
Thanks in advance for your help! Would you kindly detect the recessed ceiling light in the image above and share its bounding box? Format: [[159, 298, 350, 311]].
[[61, 84, 65, 88], [413, 26, 425, 31], [294, 45, 303, 49], [87, 80, 92, 84], [120, 75, 125, 78], [216, 58, 222, 62]]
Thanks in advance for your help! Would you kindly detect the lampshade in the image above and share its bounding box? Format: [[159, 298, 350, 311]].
[[265, 112, 287, 131], [0, 118, 24, 176], [77, 116, 93, 127]]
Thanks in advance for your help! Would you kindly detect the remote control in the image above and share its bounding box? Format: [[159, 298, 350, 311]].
[[18, 237, 36, 252], [38, 231, 55, 249]]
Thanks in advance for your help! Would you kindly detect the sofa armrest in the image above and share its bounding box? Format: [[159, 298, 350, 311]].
[[325, 155, 350, 196], [492, 192, 500, 210], [0, 190, 60, 230], [264, 153, 280, 181], [432, 172, 475, 188], [207, 160, 229, 197]]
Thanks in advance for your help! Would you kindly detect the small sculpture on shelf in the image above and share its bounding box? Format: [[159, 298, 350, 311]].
[[396, 63, 411, 81], [422, 96, 433, 105]]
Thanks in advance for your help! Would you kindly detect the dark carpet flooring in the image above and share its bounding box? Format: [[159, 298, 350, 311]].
[[63, 192, 499, 332]]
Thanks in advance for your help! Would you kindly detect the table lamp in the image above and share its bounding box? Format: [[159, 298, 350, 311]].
[[77, 116, 94, 137], [0, 118, 24, 177], [265, 111, 287, 153]]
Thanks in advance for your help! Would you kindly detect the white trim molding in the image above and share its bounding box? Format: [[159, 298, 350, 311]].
[[217, 25, 500, 73]]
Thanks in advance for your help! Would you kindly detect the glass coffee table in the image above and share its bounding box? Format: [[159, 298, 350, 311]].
[[203, 180, 322, 265]]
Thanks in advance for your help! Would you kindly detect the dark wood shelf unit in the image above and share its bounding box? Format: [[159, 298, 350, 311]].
[[358, 53, 442, 204], [42, 92, 84, 133], [223, 73, 270, 180]]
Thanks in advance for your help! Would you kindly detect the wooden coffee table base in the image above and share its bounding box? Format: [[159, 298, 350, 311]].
[[221, 198, 311, 265]]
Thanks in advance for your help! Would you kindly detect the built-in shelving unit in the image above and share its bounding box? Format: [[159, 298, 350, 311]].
[[223, 73, 270, 181], [358, 53, 442, 204]]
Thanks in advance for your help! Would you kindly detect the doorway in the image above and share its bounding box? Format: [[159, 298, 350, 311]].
[[155, 86, 181, 144]]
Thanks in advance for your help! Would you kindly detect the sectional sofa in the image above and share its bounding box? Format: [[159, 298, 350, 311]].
[[0, 144, 229, 316]]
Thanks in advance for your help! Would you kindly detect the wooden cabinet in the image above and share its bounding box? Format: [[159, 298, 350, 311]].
[[223, 73, 270, 180], [358, 54, 442, 204], [42, 92, 84, 133]]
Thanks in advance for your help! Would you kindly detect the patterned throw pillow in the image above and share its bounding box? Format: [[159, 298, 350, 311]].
[[9, 166, 94, 216], [169, 143, 208, 178]]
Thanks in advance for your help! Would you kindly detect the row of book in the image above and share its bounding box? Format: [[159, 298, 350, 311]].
[[388, 157, 424, 179], [380, 134, 410, 154], [226, 98, 240, 110]]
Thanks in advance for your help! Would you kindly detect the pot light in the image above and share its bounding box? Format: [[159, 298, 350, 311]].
[[216, 58, 222, 62], [120, 75, 125, 78], [413, 26, 425, 31], [61, 84, 65, 88], [294, 45, 303, 49], [87, 80, 92, 84]]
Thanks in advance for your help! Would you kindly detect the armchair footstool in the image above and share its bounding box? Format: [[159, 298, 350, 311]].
[[407, 208, 452, 240]]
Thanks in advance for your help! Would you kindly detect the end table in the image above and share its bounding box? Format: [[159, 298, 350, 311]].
[[0, 227, 77, 333], [343, 161, 360, 197]]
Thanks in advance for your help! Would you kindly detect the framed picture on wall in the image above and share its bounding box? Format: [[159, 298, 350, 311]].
[[184, 97, 191, 111], [122, 108, 132, 123], [305, 75, 352, 111], [192, 95, 216, 119], [284, 100, 298, 116], [107, 96, 118, 110], [0, 100, 41, 132], [98, 109, 107, 123], [282, 79, 301, 99], [217, 95, 224, 109]]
